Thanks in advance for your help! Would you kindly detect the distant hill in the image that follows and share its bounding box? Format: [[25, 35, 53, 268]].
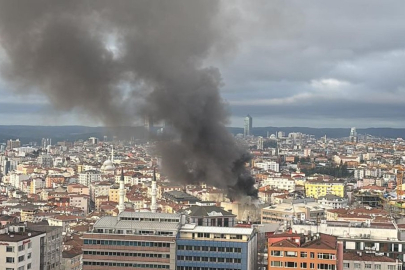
[[0, 125, 148, 144], [228, 127, 405, 139], [0, 125, 404, 144]]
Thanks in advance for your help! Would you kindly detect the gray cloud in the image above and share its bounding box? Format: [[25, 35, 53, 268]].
[[1, 0, 405, 130], [216, 1, 405, 127]]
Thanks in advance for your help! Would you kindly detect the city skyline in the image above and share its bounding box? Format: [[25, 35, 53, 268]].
[[1, 1, 405, 128]]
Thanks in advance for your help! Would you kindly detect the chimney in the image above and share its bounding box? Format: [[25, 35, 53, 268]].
[[337, 241, 344, 270]]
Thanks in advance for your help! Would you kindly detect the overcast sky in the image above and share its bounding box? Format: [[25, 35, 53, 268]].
[[1, 0, 405, 128]]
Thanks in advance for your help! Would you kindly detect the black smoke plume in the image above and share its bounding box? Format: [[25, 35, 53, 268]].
[[0, 0, 257, 200]]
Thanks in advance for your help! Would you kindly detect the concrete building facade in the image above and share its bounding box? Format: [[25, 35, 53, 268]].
[[177, 224, 257, 270]]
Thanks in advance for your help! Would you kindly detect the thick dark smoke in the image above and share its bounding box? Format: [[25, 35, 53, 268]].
[[0, 0, 257, 200]]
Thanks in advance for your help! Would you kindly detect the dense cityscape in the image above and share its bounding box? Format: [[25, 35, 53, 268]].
[[1, 1, 405, 270], [0, 117, 405, 270]]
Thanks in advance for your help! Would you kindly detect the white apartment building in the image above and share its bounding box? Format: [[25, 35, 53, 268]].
[[354, 169, 365, 180], [69, 194, 89, 214], [9, 173, 30, 190], [318, 194, 348, 209], [0, 225, 45, 270], [254, 161, 279, 172], [78, 170, 101, 186], [263, 176, 295, 192]]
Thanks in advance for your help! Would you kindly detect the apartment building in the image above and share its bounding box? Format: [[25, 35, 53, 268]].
[[304, 180, 345, 199], [268, 233, 342, 270], [27, 224, 63, 270], [263, 176, 295, 192], [82, 212, 185, 270], [343, 252, 401, 270], [177, 224, 257, 270], [182, 201, 236, 227], [291, 220, 405, 264], [78, 171, 101, 187], [318, 195, 348, 209], [0, 224, 46, 270], [261, 201, 330, 224]]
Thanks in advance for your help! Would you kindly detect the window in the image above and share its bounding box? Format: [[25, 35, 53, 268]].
[[300, 252, 307, 258], [28, 242, 32, 248], [6, 246, 14, 252], [27, 253, 32, 259], [310, 263, 315, 269], [301, 263, 307, 268], [270, 261, 283, 267], [285, 251, 297, 257], [270, 250, 283, 257], [318, 253, 336, 260], [365, 264, 372, 269], [18, 267, 24, 270], [285, 262, 297, 268], [310, 252, 315, 258], [388, 266, 396, 270], [354, 263, 361, 269], [374, 265, 381, 270], [18, 245, 25, 251], [6, 268, 14, 270], [318, 264, 335, 270], [18, 255, 25, 262], [344, 263, 350, 269], [6, 257, 15, 263]]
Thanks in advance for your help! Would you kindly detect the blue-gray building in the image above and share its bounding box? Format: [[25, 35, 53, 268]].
[[176, 224, 257, 270]]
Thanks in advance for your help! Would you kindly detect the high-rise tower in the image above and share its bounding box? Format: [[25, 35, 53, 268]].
[[349, 127, 357, 143], [244, 115, 253, 137], [151, 167, 157, 213], [118, 168, 125, 214]]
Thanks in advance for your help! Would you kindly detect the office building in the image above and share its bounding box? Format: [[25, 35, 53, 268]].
[[257, 136, 264, 150], [349, 127, 357, 143], [177, 224, 257, 270], [244, 115, 252, 137], [82, 211, 185, 270], [88, 137, 98, 145], [6, 139, 21, 150]]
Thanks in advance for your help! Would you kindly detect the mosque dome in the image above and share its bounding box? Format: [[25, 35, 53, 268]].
[[101, 159, 115, 171]]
